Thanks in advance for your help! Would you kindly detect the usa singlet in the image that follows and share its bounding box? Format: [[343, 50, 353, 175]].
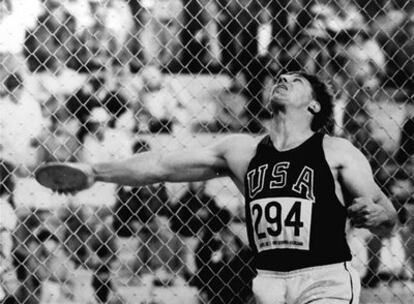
[[244, 133, 352, 271]]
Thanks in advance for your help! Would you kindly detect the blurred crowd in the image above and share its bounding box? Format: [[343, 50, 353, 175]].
[[0, 148, 255, 304], [1, 0, 414, 303]]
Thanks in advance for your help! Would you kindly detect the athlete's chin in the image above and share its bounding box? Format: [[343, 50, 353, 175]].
[[270, 98, 286, 113]]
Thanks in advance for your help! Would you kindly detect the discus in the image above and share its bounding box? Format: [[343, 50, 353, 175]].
[[35, 162, 93, 193]]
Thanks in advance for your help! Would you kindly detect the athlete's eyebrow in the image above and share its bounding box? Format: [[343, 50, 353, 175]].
[[296, 75, 314, 88], [292, 75, 305, 83]]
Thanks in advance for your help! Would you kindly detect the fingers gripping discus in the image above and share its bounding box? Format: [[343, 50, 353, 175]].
[[35, 162, 95, 192]]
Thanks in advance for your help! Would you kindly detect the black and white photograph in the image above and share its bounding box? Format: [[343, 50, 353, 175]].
[[0, 0, 413, 303]]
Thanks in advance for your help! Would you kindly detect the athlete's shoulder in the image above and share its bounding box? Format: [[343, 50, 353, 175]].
[[323, 135, 365, 163], [323, 135, 356, 152], [208, 134, 263, 187], [214, 133, 263, 152]]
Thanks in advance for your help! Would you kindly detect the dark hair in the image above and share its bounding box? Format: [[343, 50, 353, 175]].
[[298, 72, 334, 132]]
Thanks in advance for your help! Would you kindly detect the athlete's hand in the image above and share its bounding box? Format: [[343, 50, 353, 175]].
[[347, 197, 388, 229], [74, 163, 96, 189]]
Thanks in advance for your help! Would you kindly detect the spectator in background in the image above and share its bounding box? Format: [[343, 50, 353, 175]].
[[279, 0, 312, 46], [102, 0, 134, 60], [172, 0, 235, 74], [388, 171, 414, 281], [77, 107, 110, 162], [395, 101, 414, 170], [234, 0, 274, 131], [12, 226, 42, 304], [192, 210, 255, 304], [112, 140, 170, 236], [109, 62, 143, 106], [24, 0, 75, 73], [137, 65, 178, 133], [0, 161, 17, 303], [11, 210, 54, 304], [77, 0, 115, 72], [77, 107, 133, 163], [114, 143, 187, 287], [87, 218, 122, 304], [362, 170, 413, 287], [60, 204, 95, 267], [351, 111, 390, 182], [78, 0, 134, 72], [100, 71, 129, 127], [35, 101, 81, 163], [127, 0, 145, 30], [109, 65, 153, 133], [140, 0, 183, 68], [337, 29, 386, 139], [66, 75, 104, 125], [169, 181, 225, 274], [0, 73, 44, 172], [34, 230, 75, 304], [346, 111, 400, 288], [120, 0, 146, 72], [170, 181, 226, 239], [113, 180, 170, 237], [214, 0, 243, 76], [210, 85, 249, 133], [310, 0, 365, 34], [377, 15, 414, 94], [342, 30, 385, 90], [200, 0, 229, 72], [0, 0, 42, 77], [176, 0, 208, 73], [354, 0, 390, 28], [136, 212, 189, 289], [112, 140, 170, 282]]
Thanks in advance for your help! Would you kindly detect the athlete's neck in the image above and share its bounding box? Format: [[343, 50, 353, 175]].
[[269, 114, 315, 151]]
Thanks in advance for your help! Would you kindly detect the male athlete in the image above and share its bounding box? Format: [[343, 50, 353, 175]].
[[44, 72, 397, 304]]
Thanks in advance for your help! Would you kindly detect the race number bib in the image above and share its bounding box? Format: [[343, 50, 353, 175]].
[[250, 197, 314, 251]]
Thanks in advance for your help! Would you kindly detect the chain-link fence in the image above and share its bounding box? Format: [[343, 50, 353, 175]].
[[1, 0, 414, 303]]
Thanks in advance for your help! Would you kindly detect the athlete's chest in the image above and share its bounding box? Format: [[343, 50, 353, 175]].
[[246, 159, 319, 201], [244, 158, 328, 252]]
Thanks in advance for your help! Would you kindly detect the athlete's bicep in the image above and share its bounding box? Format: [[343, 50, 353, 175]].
[[161, 134, 258, 185], [160, 146, 229, 182], [338, 142, 383, 203], [94, 135, 254, 187]]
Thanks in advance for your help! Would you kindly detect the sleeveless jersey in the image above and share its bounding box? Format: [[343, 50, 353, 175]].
[[244, 133, 352, 271]]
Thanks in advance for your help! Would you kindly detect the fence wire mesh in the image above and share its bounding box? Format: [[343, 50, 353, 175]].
[[0, 0, 414, 303]]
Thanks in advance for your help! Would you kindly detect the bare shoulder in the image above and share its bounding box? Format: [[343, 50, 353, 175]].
[[215, 133, 263, 160], [323, 135, 366, 166], [214, 133, 261, 150], [213, 133, 263, 183], [323, 135, 355, 153]]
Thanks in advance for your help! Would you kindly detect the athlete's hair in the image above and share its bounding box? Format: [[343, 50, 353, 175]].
[[298, 72, 334, 132]]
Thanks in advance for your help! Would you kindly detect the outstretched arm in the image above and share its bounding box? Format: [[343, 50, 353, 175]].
[[36, 134, 256, 193], [91, 139, 231, 187], [337, 139, 397, 236]]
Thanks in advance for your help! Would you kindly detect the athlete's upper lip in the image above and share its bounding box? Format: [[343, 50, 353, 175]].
[[275, 83, 288, 90]]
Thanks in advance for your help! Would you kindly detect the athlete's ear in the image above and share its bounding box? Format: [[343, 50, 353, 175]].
[[308, 100, 321, 115]]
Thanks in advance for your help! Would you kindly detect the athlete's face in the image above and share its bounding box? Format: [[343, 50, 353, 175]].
[[270, 73, 314, 110]]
